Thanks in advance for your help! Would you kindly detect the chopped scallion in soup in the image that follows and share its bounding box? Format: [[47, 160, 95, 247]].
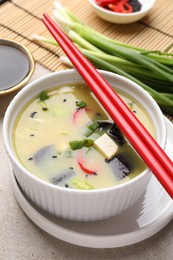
[[13, 84, 155, 190]]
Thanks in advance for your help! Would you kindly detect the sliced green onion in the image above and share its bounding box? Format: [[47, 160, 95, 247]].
[[82, 139, 94, 147], [88, 121, 99, 131], [38, 91, 49, 101], [69, 139, 94, 150], [76, 101, 87, 108], [69, 140, 83, 150]]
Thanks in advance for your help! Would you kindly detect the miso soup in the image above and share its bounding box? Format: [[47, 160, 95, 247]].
[[13, 84, 155, 190]]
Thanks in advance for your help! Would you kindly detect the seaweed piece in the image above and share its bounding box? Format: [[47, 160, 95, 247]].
[[51, 167, 75, 185], [128, 0, 142, 12], [95, 121, 112, 135], [33, 145, 56, 164], [108, 123, 126, 145], [97, 121, 112, 129], [105, 153, 131, 180]]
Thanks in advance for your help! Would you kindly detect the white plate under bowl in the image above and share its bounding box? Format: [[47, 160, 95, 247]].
[[11, 118, 173, 248]]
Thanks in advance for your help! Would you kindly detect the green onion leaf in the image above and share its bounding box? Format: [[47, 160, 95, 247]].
[[88, 121, 99, 131], [76, 101, 87, 108], [38, 91, 49, 101]]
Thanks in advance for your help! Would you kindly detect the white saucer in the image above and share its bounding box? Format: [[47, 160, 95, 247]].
[[11, 118, 173, 249]]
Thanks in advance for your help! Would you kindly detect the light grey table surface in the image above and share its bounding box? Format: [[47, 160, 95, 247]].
[[0, 64, 173, 260]]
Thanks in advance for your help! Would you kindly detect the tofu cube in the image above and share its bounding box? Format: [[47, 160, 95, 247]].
[[94, 133, 118, 160]]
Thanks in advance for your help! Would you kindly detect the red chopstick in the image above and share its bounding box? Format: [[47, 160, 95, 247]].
[[42, 13, 173, 198]]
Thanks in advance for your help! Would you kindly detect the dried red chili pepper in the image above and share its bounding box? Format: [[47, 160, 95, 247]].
[[116, 1, 133, 13], [95, 0, 120, 6], [95, 0, 136, 13], [78, 161, 96, 175], [73, 108, 85, 122]]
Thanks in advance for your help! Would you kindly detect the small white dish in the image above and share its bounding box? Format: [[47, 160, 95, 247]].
[[89, 0, 156, 24], [11, 117, 173, 248]]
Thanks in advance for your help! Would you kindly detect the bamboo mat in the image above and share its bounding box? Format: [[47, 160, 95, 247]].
[[0, 0, 173, 119]]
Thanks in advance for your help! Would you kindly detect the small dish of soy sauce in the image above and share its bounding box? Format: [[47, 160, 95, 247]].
[[0, 39, 35, 96]]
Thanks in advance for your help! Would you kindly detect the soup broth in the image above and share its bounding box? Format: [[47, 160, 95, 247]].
[[13, 84, 155, 190]]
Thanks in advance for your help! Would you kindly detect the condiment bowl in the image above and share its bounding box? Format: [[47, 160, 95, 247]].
[[3, 69, 167, 222], [0, 39, 35, 96], [88, 0, 156, 24]]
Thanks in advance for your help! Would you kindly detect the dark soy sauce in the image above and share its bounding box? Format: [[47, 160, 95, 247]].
[[0, 45, 30, 91]]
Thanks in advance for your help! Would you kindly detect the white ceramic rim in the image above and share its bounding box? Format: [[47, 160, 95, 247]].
[[89, 0, 156, 17], [3, 69, 166, 196]]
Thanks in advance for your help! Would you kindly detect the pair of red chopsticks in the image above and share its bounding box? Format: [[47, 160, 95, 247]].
[[42, 13, 173, 198]]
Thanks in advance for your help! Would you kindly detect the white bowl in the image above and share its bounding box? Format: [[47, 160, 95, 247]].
[[3, 69, 167, 222], [89, 0, 156, 24]]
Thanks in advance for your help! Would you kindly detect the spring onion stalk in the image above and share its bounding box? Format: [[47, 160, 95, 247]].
[[83, 52, 173, 106], [68, 30, 103, 53], [82, 30, 173, 66], [79, 48, 173, 82], [59, 55, 73, 66], [32, 32, 173, 104], [32, 34, 58, 46], [52, 3, 173, 75], [75, 29, 173, 80], [32, 33, 173, 107], [57, 1, 173, 63], [34, 1, 173, 110], [80, 31, 173, 64]]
